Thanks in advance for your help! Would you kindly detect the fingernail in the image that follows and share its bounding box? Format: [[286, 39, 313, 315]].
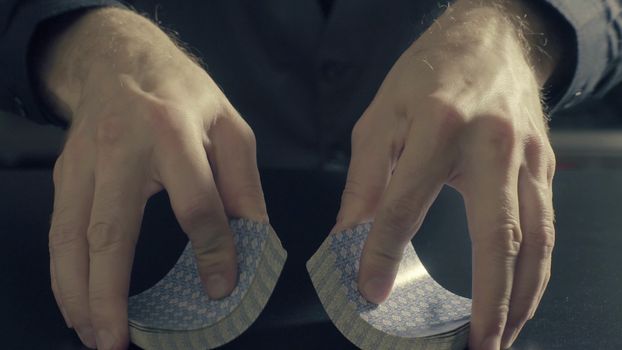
[[96, 329, 117, 350], [482, 335, 500, 350], [361, 277, 392, 304], [501, 326, 520, 349], [205, 274, 230, 299], [76, 326, 97, 349]]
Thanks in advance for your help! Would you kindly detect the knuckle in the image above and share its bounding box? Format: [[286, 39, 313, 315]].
[[474, 115, 518, 159], [368, 243, 403, 266], [146, 102, 185, 133], [193, 236, 236, 273], [427, 96, 468, 134], [59, 288, 86, 306], [378, 197, 419, 237], [208, 110, 258, 151], [87, 222, 132, 255], [474, 219, 522, 259], [95, 116, 127, 147], [341, 179, 384, 208], [49, 219, 83, 254], [146, 106, 200, 151], [176, 193, 222, 232], [547, 151, 557, 183], [523, 135, 553, 179], [533, 181, 552, 202], [523, 135, 547, 160], [236, 119, 257, 145], [57, 290, 89, 320], [490, 303, 511, 330], [494, 302, 511, 318], [523, 224, 556, 259]]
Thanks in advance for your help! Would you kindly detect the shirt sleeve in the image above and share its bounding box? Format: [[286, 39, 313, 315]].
[[541, 0, 622, 113], [0, 0, 127, 125]]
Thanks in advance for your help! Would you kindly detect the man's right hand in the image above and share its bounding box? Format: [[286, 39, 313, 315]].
[[40, 8, 267, 350]]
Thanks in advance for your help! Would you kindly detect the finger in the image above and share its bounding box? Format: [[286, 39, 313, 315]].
[[206, 114, 268, 222], [49, 160, 71, 328], [50, 254, 71, 328], [332, 106, 402, 233], [501, 163, 555, 348], [87, 150, 145, 350], [157, 131, 237, 300], [532, 151, 555, 315], [358, 118, 450, 304], [49, 153, 97, 348], [463, 130, 521, 350], [531, 262, 551, 319]]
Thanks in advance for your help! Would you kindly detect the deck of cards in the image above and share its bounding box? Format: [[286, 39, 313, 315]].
[[307, 222, 471, 350], [125, 219, 470, 349], [127, 219, 287, 349]]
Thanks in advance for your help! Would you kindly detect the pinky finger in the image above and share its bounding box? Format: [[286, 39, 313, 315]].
[[531, 261, 551, 319], [50, 255, 71, 328], [501, 172, 555, 348]]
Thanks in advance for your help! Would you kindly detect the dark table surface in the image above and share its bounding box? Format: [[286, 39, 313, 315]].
[[1, 165, 621, 349]]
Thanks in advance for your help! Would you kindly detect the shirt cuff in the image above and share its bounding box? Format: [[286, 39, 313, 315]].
[[542, 0, 611, 113], [0, 0, 127, 126]]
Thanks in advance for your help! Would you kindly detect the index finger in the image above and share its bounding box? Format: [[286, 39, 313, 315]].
[[358, 119, 450, 303], [156, 132, 237, 301]]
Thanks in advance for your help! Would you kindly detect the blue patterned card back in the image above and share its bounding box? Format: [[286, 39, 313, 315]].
[[128, 219, 267, 331], [330, 222, 471, 337]]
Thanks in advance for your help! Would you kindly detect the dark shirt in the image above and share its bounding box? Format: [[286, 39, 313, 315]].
[[1, 0, 622, 169]]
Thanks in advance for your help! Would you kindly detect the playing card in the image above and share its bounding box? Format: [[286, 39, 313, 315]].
[[307, 222, 471, 350], [128, 218, 287, 349]]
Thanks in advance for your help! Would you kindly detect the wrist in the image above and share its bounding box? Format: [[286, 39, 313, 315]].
[[415, 0, 560, 88], [493, 0, 562, 87], [39, 8, 185, 120]]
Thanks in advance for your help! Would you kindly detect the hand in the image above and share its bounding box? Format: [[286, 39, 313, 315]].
[[333, 1, 557, 349], [41, 8, 267, 350]]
